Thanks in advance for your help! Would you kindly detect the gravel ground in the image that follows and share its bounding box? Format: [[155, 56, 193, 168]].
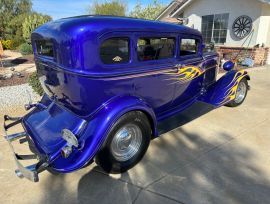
[[0, 83, 41, 111]]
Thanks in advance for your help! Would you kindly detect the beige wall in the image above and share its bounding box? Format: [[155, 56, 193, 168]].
[[160, 0, 270, 47], [267, 22, 270, 46], [259, 4, 270, 47], [179, 0, 263, 47]]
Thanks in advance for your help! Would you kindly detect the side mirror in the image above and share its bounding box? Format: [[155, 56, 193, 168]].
[[223, 61, 235, 71]]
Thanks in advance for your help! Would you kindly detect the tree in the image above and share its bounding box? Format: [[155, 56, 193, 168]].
[[129, 0, 165, 20], [89, 0, 127, 16], [22, 13, 52, 43], [0, 0, 32, 39]]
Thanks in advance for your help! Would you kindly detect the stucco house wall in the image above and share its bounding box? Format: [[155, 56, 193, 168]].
[[158, 0, 270, 47], [259, 4, 270, 46], [176, 0, 264, 47], [157, 0, 270, 65]]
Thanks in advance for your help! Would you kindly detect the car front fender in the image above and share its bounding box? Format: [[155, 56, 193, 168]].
[[50, 95, 157, 172], [199, 70, 250, 107]]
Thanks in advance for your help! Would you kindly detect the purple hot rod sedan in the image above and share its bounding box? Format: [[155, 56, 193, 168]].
[[3, 16, 250, 182]]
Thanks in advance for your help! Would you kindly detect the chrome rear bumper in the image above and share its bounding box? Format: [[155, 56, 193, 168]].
[[3, 115, 48, 182]]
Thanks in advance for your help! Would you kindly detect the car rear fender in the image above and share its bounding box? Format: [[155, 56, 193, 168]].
[[50, 95, 157, 172]]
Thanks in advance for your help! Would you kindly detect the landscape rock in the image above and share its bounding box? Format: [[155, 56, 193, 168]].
[[15, 71, 22, 76], [3, 73, 13, 79]]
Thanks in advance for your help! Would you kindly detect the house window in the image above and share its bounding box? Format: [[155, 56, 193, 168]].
[[201, 13, 229, 44], [100, 38, 130, 64], [137, 37, 175, 61]]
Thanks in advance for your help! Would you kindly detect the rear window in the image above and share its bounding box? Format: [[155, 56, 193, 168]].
[[35, 40, 54, 57], [100, 38, 130, 64], [180, 38, 199, 56], [137, 37, 175, 61]]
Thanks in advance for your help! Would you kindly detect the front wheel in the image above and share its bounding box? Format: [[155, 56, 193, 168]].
[[226, 78, 248, 107], [95, 111, 151, 173]]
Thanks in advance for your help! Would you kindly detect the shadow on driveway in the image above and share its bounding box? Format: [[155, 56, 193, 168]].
[[36, 102, 270, 204]]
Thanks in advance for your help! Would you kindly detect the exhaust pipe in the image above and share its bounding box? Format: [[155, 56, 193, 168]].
[[15, 169, 24, 179]]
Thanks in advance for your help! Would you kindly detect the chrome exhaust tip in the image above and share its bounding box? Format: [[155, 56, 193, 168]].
[[15, 169, 24, 179]]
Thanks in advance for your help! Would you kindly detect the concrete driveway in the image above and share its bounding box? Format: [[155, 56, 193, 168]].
[[0, 67, 270, 204]]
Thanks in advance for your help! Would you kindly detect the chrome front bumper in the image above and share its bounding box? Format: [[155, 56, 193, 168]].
[[3, 115, 48, 182]]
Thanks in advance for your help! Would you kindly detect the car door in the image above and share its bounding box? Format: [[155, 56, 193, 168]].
[[171, 35, 204, 108], [132, 34, 178, 119]]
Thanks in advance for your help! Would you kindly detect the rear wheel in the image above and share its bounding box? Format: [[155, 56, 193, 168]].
[[226, 78, 248, 107], [95, 111, 151, 173]]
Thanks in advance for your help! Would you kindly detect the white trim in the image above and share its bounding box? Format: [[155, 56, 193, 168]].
[[156, 1, 178, 20], [171, 0, 194, 17]]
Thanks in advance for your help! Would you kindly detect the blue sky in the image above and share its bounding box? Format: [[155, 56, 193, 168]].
[[32, 0, 171, 20]]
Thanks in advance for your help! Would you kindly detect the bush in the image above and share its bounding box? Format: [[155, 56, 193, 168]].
[[12, 37, 25, 50], [1, 40, 14, 50], [28, 71, 44, 96], [0, 39, 23, 50], [19, 43, 33, 55]]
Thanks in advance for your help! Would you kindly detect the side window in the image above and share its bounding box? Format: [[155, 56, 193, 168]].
[[137, 37, 175, 61], [100, 38, 130, 64], [180, 38, 199, 57]]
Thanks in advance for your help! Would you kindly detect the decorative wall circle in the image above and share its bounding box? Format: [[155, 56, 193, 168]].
[[232, 15, 253, 39]]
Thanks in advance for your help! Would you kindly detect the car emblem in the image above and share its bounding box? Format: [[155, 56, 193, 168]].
[[113, 56, 122, 62]]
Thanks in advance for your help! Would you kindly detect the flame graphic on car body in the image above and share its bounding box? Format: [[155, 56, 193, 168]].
[[219, 70, 248, 105], [168, 66, 204, 84]]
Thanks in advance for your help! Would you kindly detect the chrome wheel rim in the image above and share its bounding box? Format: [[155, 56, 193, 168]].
[[110, 124, 142, 162], [235, 81, 247, 103]]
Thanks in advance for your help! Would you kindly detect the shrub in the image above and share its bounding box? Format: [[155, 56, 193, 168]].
[[1, 40, 14, 50], [12, 37, 25, 50], [19, 43, 33, 55], [28, 71, 44, 96]]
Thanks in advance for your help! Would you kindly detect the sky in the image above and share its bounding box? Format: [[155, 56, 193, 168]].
[[32, 0, 171, 20]]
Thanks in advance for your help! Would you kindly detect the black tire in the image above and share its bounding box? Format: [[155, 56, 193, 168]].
[[95, 111, 151, 173], [226, 78, 248, 107]]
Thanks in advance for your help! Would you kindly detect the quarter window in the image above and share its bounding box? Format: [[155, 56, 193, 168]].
[[100, 38, 130, 64], [137, 37, 175, 61], [180, 39, 199, 56]]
